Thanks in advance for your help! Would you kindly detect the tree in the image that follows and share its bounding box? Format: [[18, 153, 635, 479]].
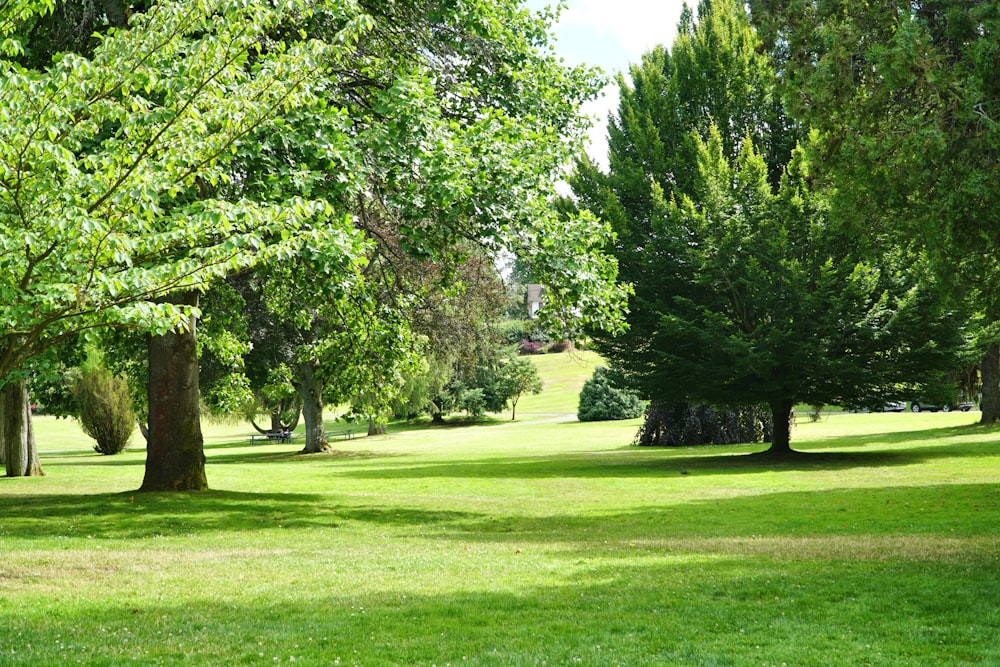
[[749, 1, 1000, 421], [496, 357, 543, 421], [203, 0, 628, 450], [1, 0, 362, 481], [576, 0, 964, 455], [1, 380, 41, 477]]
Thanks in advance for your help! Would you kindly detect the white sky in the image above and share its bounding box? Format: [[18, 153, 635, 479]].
[[526, 0, 689, 168]]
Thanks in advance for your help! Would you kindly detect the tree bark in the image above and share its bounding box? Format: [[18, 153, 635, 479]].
[[762, 398, 795, 457], [3, 380, 43, 477], [298, 360, 329, 453], [140, 293, 207, 491], [980, 343, 999, 424], [367, 416, 385, 436]]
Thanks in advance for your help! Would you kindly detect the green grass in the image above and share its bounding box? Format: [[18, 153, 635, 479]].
[[2, 356, 1000, 665]]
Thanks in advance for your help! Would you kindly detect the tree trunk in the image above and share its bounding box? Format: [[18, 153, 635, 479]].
[[140, 293, 207, 491], [0, 396, 5, 468], [2, 380, 43, 477], [980, 343, 999, 424], [762, 398, 795, 457], [367, 416, 385, 436], [298, 360, 329, 453]]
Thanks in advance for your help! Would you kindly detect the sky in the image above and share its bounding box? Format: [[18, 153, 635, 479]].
[[525, 0, 689, 167]]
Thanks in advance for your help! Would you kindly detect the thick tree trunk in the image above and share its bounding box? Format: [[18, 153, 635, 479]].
[[0, 394, 5, 468], [762, 398, 795, 457], [2, 380, 42, 477], [367, 416, 385, 436], [980, 343, 999, 424], [140, 293, 207, 491], [298, 360, 329, 453]]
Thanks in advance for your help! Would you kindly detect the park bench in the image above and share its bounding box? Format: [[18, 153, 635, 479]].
[[325, 429, 354, 441], [249, 430, 295, 445]]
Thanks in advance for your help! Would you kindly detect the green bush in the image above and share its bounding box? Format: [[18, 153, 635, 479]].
[[494, 319, 550, 345], [577, 367, 645, 422], [70, 367, 136, 455]]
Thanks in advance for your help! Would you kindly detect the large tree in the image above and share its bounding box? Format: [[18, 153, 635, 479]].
[[574, 0, 964, 455], [749, 0, 1000, 421], [1, 0, 353, 480], [4, 0, 627, 482]]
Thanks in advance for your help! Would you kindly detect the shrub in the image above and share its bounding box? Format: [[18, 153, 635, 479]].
[[70, 367, 136, 455], [577, 367, 645, 421], [496, 319, 550, 345], [634, 402, 772, 447], [518, 339, 545, 355], [547, 340, 571, 353]]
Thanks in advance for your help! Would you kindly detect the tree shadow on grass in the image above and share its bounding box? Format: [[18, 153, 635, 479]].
[[437, 482, 1000, 553], [805, 421, 998, 449], [0, 490, 478, 541], [332, 434, 999, 482], [2, 541, 999, 666]]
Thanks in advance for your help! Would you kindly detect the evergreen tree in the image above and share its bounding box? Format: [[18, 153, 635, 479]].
[[575, 0, 964, 455]]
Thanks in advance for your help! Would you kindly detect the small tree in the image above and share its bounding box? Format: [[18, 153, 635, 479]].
[[71, 367, 136, 455], [496, 357, 544, 421], [578, 367, 645, 422]]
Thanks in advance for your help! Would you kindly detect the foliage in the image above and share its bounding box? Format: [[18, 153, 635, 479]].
[[495, 356, 543, 420], [634, 401, 772, 447], [574, 0, 965, 454], [0, 0, 360, 388], [495, 319, 551, 346], [69, 365, 135, 455], [518, 340, 545, 355], [750, 1, 1000, 258], [577, 366, 644, 422]]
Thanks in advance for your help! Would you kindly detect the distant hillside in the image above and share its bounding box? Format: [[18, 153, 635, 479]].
[[514, 350, 604, 416]]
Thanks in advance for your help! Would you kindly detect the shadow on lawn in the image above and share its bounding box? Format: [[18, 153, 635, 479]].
[[3, 480, 998, 548], [808, 420, 996, 449], [0, 490, 478, 540], [3, 542, 1000, 667], [332, 435, 999, 482], [446, 481, 1000, 550]]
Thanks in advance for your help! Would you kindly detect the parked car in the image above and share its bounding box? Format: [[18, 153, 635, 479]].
[[910, 400, 975, 413], [880, 401, 907, 412]]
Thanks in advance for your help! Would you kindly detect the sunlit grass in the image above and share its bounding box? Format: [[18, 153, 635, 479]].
[[2, 359, 999, 665]]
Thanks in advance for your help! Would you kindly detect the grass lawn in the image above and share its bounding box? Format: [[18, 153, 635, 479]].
[[2, 354, 999, 665]]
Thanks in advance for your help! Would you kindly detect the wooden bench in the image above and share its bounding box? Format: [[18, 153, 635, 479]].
[[249, 431, 295, 445], [325, 429, 354, 441]]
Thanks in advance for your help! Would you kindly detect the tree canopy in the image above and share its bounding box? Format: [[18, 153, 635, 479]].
[[750, 0, 1000, 421], [573, 0, 964, 455], [2, 0, 628, 481]]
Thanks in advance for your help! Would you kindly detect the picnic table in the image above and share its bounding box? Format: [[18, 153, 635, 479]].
[[249, 430, 295, 445]]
